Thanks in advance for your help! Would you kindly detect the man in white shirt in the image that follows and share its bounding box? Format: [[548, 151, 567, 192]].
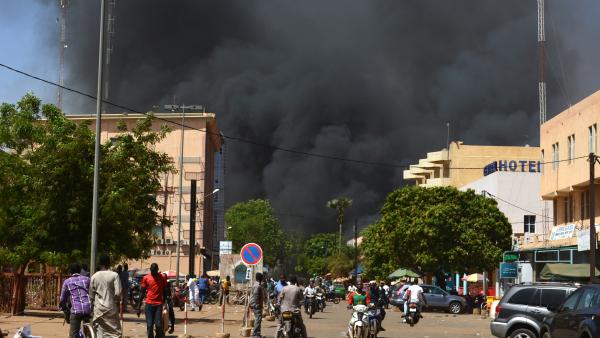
[[403, 283, 426, 320], [303, 282, 317, 314], [187, 275, 199, 311]]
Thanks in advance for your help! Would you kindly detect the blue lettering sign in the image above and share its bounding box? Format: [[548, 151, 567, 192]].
[[529, 161, 537, 173], [500, 262, 518, 279], [483, 159, 541, 176], [508, 160, 517, 171], [498, 160, 508, 171], [519, 160, 527, 171]]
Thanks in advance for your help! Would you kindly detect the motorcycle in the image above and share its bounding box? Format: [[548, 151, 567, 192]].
[[367, 305, 382, 338], [269, 297, 281, 317], [277, 310, 305, 338], [405, 301, 420, 327], [305, 294, 316, 318], [315, 293, 325, 312], [348, 304, 369, 338], [128, 280, 141, 307], [326, 290, 340, 304], [173, 286, 188, 311]]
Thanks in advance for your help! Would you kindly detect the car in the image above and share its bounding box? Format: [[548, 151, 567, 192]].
[[491, 283, 577, 338], [389, 284, 466, 314], [333, 282, 346, 298], [540, 284, 600, 338]]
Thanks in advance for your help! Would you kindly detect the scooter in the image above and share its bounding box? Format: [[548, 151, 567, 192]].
[[348, 304, 369, 338], [405, 301, 420, 327], [316, 292, 325, 312], [367, 305, 382, 338], [276, 310, 305, 338], [305, 294, 316, 318], [173, 287, 188, 311]]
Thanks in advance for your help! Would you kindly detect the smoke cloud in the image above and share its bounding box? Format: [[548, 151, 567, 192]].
[[52, 1, 600, 235]]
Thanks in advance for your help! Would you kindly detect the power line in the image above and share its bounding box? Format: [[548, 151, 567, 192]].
[[0, 62, 587, 170], [484, 190, 553, 220]]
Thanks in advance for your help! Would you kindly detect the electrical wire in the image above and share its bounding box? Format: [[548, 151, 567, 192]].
[[484, 191, 553, 220], [0, 62, 588, 170]]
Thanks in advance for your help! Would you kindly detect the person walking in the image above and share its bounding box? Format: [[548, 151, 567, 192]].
[[60, 262, 92, 338], [221, 276, 231, 305], [162, 272, 175, 334], [90, 253, 122, 338], [249, 272, 265, 338], [197, 273, 209, 310], [119, 263, 130, 312], [186, 275, 199, 311], [139, 263, 167, 338]]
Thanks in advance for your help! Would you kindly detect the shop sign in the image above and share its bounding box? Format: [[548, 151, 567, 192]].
[[503, 252, 519, 262], [578, 229, 590, 252], [483, 160, 541, 176], [549, 224, 576, 241], [500, 262, 518, 279]]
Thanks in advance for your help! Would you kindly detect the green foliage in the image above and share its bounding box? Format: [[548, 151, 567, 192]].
[[327, 245, 357, 277], [225, 199, 288, 267], [0, 94, 174, 268], [361, 186, 512, 280], [326, 197, 353, 226], [297, 233, 337, 275]]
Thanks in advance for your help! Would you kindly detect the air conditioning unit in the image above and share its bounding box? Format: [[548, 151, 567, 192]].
[[150, 249, 156, 255], [157, 239, 164, 245], [165, 238, 173, 245], [181, 240, 189, 245], [164, 250, 171, 256], [155, 250, 163, 256]]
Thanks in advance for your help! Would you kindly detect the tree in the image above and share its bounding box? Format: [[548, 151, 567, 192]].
[[361, 186, 512, 280], [225, 199, 288, 267], [297, 233, 337, 275], [327, 245, 356, 278], [0, 94, 174, 271], [326, 197, 352, 250]]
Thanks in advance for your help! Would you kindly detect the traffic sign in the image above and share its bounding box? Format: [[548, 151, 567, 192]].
[[240, 243, 263, 265]]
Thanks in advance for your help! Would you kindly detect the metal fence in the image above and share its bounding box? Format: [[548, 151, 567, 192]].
[[0, 273, 66, 314], [0, 274, 15, 313]]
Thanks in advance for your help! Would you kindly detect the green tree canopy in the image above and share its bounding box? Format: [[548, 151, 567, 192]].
[[361, 186, 512, 280], [0, 94, 174, 270], [225, 199, 287, 267], [297, 232, 337, 275]]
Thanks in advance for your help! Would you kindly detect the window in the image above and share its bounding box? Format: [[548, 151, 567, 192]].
[[524, 215, 536, 233], [541, 150, 545, 173], [540, 289, 567, 308], [430, 287, 445, 295], [561, 288, 582, 311], [508, 288, 536, 305], [552, 143, 560, 170], [590, 124, 596, 152], [553, 201, 558, 226], [581, 191, 590, 220], [568, 134, 575, 163], [421, 286, 432, 294], [564, 196, 573, 223], [575, 287, 600, 310]]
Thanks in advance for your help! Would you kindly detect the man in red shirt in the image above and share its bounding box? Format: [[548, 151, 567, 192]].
[[140, 263, 167, 338]]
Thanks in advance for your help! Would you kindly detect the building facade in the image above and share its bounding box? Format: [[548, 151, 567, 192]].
[[68, 112, 222, 276], [403, 142, 541, 188]]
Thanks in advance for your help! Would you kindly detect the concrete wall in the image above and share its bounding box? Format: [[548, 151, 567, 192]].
[[461, 172, 549, 237]]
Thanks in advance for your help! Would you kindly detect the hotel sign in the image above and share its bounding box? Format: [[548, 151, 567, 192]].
[[483, 160, 541, 176], [549, 224, 576, 241]]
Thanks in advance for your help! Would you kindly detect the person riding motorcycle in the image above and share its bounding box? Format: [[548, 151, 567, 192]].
[[303, 282, 317, 314], [403, 282, 427, 322], [277, 275, 307, 337], [346, 286, 369, 338], [367, 281, 386, 332]]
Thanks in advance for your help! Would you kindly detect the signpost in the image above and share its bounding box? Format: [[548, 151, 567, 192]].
[[500, 262, 518, 279], [239, 243, 263, 332]]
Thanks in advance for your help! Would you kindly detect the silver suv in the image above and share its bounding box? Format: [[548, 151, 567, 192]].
[[490, 283, 577, 338]]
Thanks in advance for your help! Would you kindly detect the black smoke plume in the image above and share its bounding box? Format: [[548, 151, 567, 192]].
[[53, 1, 600, 235]]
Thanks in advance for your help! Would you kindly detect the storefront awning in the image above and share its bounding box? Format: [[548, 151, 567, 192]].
[[540, 263, 600, 280]]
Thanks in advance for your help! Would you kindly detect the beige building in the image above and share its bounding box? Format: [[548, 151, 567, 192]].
[[403, 142, 540, 188], [68, 112, 222, 276], [521, 89, 600, 249]]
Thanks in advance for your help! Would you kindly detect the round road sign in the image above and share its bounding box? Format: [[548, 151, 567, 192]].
[[240, 243, 263, 265]]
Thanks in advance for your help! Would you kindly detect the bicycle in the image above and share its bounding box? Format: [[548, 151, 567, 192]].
[[231, 291, 248, 305]]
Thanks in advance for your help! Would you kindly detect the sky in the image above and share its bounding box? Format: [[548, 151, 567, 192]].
[[2, 1, 600, 236]]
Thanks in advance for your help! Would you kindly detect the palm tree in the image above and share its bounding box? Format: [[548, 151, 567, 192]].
[[326, 197, 353, 251]]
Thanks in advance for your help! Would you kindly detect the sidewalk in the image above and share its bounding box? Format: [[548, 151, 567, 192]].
[[0, 303, 255, 338]]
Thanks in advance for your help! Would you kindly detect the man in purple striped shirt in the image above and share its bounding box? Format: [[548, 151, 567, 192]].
[[60, 262, 92, 338]]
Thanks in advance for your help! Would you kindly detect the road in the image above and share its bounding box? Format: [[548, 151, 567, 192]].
[[0, 302, 495, 338]]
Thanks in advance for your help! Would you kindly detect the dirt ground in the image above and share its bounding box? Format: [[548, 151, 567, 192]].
[[0, 302, 495, 338]]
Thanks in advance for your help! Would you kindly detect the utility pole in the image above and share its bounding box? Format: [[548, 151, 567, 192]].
[[189, 180, 197, 277], [90, 0, 107, 274], [537, 0, 547, 125], [590, 153, 599, 283], [354, 219, 358, 279]]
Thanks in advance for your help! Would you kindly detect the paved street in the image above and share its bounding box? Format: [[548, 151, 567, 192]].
[[1, 302, 494, 338]]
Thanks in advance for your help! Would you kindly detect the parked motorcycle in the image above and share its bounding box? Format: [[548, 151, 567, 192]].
[[276, 310, 305, 338], [269, 297, 281, 317], [326, 290, 340, 304], [316, 292, 325, 312], [173, 287, 188, 311], [405, 301, 420, 327], [305, 294, 316, 318], [348, 304, 369, 338], [367, 305, 382, 338], [128, 280, 141, 308]]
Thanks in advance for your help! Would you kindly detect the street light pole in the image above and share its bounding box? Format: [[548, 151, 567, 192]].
[[175, 106, 185, 283], [90, 0, 107, 274], [589, 152, 599, 283]]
